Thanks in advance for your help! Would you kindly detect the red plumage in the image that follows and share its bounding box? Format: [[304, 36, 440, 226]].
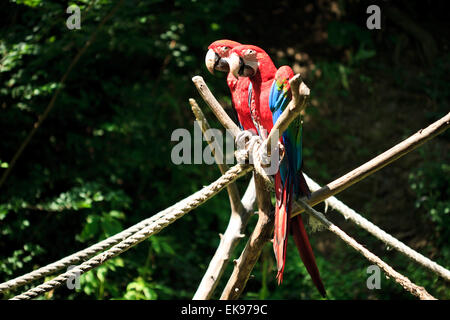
[[291, 214, 326, 297], [229, 44, 326, 297], [273, 172, 291, 283], [207, 40, 257, 132], [226, 74, 256, 132]]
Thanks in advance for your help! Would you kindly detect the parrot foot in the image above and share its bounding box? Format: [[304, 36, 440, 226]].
[[251, 138, 275, 186], [234, 130, 258, 164], [234, 130, 274, 186]]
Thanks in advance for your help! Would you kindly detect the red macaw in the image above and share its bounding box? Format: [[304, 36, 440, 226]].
[[228, 45, 326, 297], [226, 45, 277, 139], [205, 40, 257, 133]]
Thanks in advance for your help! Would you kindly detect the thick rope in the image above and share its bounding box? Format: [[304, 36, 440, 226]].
[[1, 131, 265, 294], [304, 174, 450, 282], [235, 130, 273, 185], [0, 206, 173, 293], [234, 130, 257, 164], [10, 164, 252, 300], [4, 120, 448, 299], [297, 199, 436, 300]]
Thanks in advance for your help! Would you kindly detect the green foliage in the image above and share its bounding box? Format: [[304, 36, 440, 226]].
[[80, 258, 125, 299], [409, 148, 450, 243], [0, 0, 251, 300], [11, 0, 42, 8], [122, 277, 158, 300], [313, 22, 376, 97], [327, 21, 373, 49], [0, 0, 448, 300]]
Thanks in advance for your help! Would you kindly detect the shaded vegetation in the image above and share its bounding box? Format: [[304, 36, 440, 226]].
[[0, 0, 449, 299]]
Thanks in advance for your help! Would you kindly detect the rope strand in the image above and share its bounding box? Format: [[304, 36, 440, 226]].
[[304, 174, 450, 282], [11, 164, 251, 300]]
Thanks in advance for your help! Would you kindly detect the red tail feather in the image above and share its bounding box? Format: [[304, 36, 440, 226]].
[[291, 215, 326, 297], [273, 173, 289, 284], [274, 171, 326, 297]]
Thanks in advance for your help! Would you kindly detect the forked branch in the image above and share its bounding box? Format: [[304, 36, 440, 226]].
[[192, 76, 449, 300], [190, 99, 257, 299], [220, 173, 274, 300]]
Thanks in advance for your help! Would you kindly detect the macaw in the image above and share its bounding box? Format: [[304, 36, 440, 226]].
[[205, 40, 257, 133], [226, 45, 277, 139], [228, 45, 326, 297]]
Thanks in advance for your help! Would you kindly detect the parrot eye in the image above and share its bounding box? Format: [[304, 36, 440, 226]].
[[221, 46, 230, 53], [245, 49, 256, 56]]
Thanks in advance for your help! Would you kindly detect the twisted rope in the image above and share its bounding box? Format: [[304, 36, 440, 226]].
[[11, 164, 252, 300], [304, 174, 450, 281], [235, 130, 273, 185], [5, 111, 448, 299], [1, 130, 266, 294], [0, 206, 172, 293], [234, 130, 257, 164], [297, 199, 436, 300]]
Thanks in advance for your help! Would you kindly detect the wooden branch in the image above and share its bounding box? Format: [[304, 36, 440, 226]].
[[220, 173, 274, 300], [192, 77, 450, 219], [192, 76, 241, 137], [191, 76, 274, 299], [190, 98, 242, 213], [304, 173, 450, 282], [264, 75, 309, 155], [297, 199, 436, 300], [190, 99, 257, 299], [291, 112, 450, 218], [191, 77, 269, 299], [193, 177, 256, 300], [191, 75, 449, 300]]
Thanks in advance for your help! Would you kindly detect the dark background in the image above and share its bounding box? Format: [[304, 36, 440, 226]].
[[0, 0, 449, 299]]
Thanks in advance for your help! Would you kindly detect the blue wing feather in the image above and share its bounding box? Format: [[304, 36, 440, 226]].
[[269, 67, 304, 197], [269, 68, 320, 292], [269, 78, 289, 186]]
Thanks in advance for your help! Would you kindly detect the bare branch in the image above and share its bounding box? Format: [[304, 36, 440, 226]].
[[297, 199, 436, 300], [191, 76, 241, 137], [291, 112, 450, 218], [190, 99, 258, 299], [193, 177, 256, 300], [220, 173, 274, 300], [190, 77, 273, 299], [264, 75, 309, 155], [304, 174, 450, 282], [190, 98, 243, 213]]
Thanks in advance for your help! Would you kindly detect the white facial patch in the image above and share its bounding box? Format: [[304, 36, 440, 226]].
[[220, 46, 230, 55]]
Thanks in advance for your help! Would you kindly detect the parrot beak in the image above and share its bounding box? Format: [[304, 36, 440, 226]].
[[228, 53, 242, 80], [229, 53, 258, 79], [205, 49, 219, 75]]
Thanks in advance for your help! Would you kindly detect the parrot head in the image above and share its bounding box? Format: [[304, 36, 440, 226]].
[[205, 39, 241, 75], [228, 45, 267, 79]]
